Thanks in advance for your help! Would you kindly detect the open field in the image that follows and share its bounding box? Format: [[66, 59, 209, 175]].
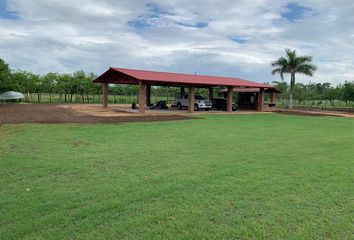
[[0, 114, 353, 239]]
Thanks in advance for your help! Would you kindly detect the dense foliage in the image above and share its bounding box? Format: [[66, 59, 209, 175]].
[[272, 80, 354, 107]]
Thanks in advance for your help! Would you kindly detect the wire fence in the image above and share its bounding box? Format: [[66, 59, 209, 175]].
[[4, 93, 354, 110]]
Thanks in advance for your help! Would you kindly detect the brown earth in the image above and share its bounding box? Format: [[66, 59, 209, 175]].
[[293, 106, 354, 113], [0, 104, 194, 124], [275, 109, 354, 118], [2, 104, 352, 124]]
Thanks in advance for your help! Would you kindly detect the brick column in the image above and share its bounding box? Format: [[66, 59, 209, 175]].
[[227, 86, 233, 112], [139, 81, 146, 113], [209, 88, 213, 100], [188, 87, 195, 113], [180, 87, 185, 98], [257, 88, 265, 111], [146, 84, 151, 106], [270, 91, 276, 103], [102, 82, 108, 108]]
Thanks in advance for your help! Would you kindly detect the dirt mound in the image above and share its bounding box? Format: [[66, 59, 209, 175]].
[[0, 104, 194, 124]]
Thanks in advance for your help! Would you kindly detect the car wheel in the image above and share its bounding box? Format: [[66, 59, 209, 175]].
[[194, 104, 199, 111], [177, 102, 182, 110]]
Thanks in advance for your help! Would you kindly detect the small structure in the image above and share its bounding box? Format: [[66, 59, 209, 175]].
[[94, 67, 278, 113], [0, 91, 24, 100], [221, 87, 281, 111]]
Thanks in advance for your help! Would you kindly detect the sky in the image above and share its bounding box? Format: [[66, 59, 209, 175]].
[[0, 0, 353, 85]]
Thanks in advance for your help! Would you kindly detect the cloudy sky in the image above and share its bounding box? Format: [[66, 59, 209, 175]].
[[0, 0, 353, 84]]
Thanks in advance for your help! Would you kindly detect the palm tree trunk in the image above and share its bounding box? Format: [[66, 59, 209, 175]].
[[288, 73, 295, 109]]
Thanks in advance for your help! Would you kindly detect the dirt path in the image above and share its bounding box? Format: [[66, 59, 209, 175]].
[[0, 104, 194, 124], [275, 109, 354, 118]]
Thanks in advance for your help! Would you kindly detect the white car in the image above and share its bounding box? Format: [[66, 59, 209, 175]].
[[174, 94, 212, 111]]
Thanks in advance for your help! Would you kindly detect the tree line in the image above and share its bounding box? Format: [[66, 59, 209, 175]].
[[272, 80, 354, 107], [0, 58, 191, 103], [1, 58, 143, 103], [1, 58, 354, 107]]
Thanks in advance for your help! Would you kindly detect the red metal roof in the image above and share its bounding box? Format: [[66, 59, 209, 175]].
[[221, 88, 261, 93], [220, 87, 281, 93], [94, 67, 275, 89]]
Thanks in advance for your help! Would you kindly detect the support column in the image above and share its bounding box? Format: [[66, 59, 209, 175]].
[[209, 88, 213, 100], [270, 91, 276, 103], [139, 81, 146, 113], [146, 84, 151, 106], [102, 82, 108, 108], [227, 86, 233, 112], [188, 87, 195, 113], [257, 88, 265, 111], [180, 87, 185, 98]]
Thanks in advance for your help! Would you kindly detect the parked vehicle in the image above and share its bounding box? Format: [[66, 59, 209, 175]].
[[211, 98, 238, 111], [174, 94, 212, 111], [150, 100, 168, 109]]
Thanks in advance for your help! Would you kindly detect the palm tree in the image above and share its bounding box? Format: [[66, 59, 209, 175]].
[[271, 49, 317, 108]]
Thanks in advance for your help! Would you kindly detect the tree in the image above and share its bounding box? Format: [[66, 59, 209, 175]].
[[10, 70, 36, 101], [293, 83, 307, 105], [323, 83, 339, 107], [42, 73, 58, 102], [341, 81, 354, 106], [0, 58, 12, 92], [271, 49, 317, 108]]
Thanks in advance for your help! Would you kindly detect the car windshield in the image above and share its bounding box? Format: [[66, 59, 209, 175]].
[[195, 95, 205, 100]]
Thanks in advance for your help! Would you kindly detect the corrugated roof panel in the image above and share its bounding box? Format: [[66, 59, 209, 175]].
[[95, 67, 275, 89]]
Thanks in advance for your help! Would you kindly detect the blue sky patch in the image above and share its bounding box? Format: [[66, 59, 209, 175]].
[[128, 2, 208, 29], [0, 0, 19, 19], [128, 17, 154, 28], [128, 3, 173, 29], [229, 35, 247, 44], [281, 2, 314, 22], [177, 21, 208, 29]]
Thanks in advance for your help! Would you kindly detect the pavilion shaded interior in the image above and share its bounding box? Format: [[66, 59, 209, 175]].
[[221, 87, 281, 110], [94, 67, 279, 113]]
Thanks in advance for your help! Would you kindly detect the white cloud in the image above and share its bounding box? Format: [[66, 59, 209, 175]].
[[0, 0, 353, 85]]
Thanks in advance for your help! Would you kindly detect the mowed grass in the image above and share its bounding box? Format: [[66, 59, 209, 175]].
[[0, 114, 353, 239]]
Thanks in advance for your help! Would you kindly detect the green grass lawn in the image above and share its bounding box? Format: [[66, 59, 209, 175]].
[[0, 114, 353, 239]]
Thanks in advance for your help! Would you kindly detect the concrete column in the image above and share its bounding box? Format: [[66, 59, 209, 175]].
[[227, 86, 233, 112], [270, 91, 276, 103], [146, 84, 151, 106], [209, 88, 213, 100], [188, 87, 195, 113], [257, 88, 265, 111], [139, 81, 147, 113], [102, 82, 108, 108], [180, 87, 185, 98]]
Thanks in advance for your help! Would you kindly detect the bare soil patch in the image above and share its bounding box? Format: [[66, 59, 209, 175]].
[[293, 106, 354, 113], [0, 104, 194, 124], [275, 109, 354, 118]]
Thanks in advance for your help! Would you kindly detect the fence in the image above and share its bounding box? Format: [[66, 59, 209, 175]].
[[276, 99, 354, 109], [17, 93, 174, 104]]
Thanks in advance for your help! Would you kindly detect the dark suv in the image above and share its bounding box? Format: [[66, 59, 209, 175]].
[[211, 98, 238, 111]]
